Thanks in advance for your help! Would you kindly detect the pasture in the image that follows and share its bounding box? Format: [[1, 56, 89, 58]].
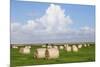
[[10, 44, 95, 67]]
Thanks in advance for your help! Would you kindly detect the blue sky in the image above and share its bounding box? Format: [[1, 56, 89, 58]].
[[11, 0, 95, 44]]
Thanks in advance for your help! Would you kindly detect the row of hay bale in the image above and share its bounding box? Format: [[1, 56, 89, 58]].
[[12, 45, 18, 48], [84, 44, 90, 47], [19, 46, 31, 54], [42, 45, 64, 49], [11, 45, 31, 49], [11, 45, 60, 59], [11, 44, 90, 53], [64, 45, 79, 52], [11, 43, 90, 49], [41, 43, 91, 52], [46, 44, 90, 48], [34, 48, 59, 59], [34, 44, 84, 59], [11, 43, 91, 59]]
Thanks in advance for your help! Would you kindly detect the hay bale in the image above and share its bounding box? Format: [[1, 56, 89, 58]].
[[64, 44, 67, 47], [64, 44, 68, 49], [59, 46, 64, 49], [47, 45, 52, 48], [87, 44, 90, 46], [25, 46, 31, 48], [45, 48, 59, 59], [19, 48, 23, 53], [12, 45, 18, 48], [42, 45, 46, 47], [65, 45, 71, 52], [64, 44, 69, 47], [72, 45, 78, 52], [53, 45, 58, 49], [78, 44, 82, 48], [84, 44, 87, 47], [19, 47, 30, 54], [34, 48, 46, 59]]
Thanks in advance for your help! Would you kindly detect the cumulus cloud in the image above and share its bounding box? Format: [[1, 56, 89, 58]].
[[11, 23, 21, 32], [38, 4, 72, 33], [22, 20, 38, 30], [11, 4, 73, 34], [11, 4, 95, 44], [79, 26, 95, 34]]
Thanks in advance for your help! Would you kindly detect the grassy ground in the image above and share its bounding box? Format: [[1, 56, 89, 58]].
[[10, 44, 95, 67]]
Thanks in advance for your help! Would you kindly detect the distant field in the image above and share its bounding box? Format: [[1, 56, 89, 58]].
[[10, 44, 95, 67]]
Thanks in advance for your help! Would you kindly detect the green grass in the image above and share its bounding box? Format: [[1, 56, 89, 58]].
[[10, 45, 95, 67]]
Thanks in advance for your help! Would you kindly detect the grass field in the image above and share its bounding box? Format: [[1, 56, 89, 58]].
[[10, 44, 95, 67]]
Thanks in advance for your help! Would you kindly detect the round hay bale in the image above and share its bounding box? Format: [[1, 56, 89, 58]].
[[78, 44, 82, 48], [84, 44, 87, 47], [25, 46, 31, 48], [12, 45, 18, 48], [64, 44, 69, 47], [45, 48, 59, 59], [19, 47, 30, 54], [42, 45, 46, 47], [65, 46, 71, 52], [19, 47, 23, 53], [53, 45, 58, 49], [72, 45, 78, 52], [64, 44, 67, 47], [34, 48, 46, 59], [87, 44, 90, 46], [47, 45, 52, 48], [59, 46, 64, 49]]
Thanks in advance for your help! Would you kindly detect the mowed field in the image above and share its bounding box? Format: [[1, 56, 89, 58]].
[[10, 44, 95, 67]]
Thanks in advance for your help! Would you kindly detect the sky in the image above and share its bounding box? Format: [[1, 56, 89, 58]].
[[11, 0, 95, 44]]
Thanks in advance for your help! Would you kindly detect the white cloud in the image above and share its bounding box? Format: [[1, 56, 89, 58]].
[[11, 4, 72, 34], [80, 26, 95, 34], [22, 20, 38, 31], [11, 22, 21, 32], [38, 4, 72, 33], [11, 4, 95, 44]]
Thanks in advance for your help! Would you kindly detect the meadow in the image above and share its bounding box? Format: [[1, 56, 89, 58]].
[[10, 44, 95, 67]]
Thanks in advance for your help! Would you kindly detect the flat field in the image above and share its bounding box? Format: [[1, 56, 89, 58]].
[[10, 44, 95, 67]]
